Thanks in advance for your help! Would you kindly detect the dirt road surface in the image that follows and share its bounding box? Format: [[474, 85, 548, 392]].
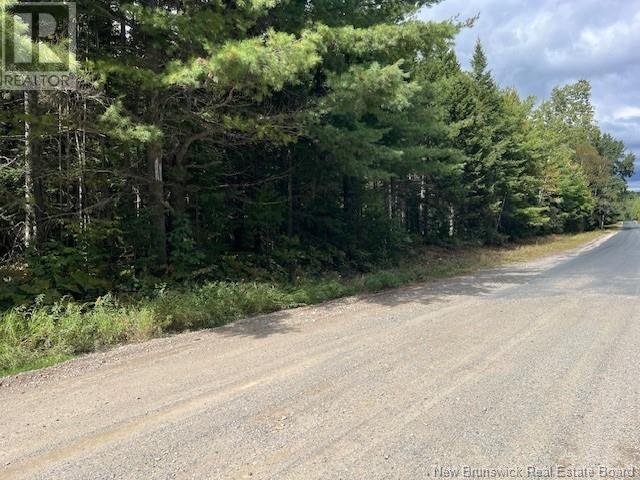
[[2, 225, 640, 479]]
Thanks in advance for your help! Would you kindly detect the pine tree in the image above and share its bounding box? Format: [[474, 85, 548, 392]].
[[0, 0, 634, 307]]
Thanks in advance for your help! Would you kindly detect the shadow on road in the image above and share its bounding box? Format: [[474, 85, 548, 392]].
[[214, 226, 639, 339], [214, 263, 549, 339], [215, 310, 301, 339]]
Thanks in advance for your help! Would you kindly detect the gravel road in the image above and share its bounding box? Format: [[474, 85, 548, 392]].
[[2, 225, 640, 480]]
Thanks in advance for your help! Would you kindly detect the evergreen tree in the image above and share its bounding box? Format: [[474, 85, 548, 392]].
[[0, 1, 634, 306]]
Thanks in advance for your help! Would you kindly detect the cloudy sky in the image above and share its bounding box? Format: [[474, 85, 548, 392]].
[[419, 0, 640, 190]]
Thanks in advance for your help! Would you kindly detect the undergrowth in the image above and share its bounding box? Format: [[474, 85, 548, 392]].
[[0, 230, 607, 376]]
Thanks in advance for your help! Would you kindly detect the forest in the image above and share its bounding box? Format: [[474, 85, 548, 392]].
[[0, 0, 636, 309]]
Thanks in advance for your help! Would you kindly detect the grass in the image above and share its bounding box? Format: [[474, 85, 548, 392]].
[[0, 230, 609, 378], [0, 353, 73, 378], [484, 230, 608, 264]]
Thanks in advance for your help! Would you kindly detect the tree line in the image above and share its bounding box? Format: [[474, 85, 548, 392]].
[[0, 0, 635, 306]]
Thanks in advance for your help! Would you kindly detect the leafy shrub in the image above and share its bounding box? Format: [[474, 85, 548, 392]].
[[363, 271, 402, 292], [0, 232, 603, 376]]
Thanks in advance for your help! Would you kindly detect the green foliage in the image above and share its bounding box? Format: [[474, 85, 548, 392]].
[[0, 277, 350, 373], [168, 215, 204, 274], [100, 102, 163, 143], [363, 271, 403, 291], [0, 0, 634, 358], [621, 194, 640, 221], [2, 231, 606, 375], [0, 242, 111, 308]]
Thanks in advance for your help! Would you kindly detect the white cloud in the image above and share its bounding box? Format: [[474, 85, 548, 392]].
[[627, 180, 640, 192], [419, 0, 640, 180], [614, 107, 640, 121]]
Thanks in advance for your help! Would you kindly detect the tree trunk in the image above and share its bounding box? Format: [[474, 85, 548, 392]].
[[448, 204, 455, 237], [287, 153, 293, 239], [495, 196, 506, 232], [74, 98, 87, 231], [24, 91, 39, 249], [133, 185, 141, 217], [343, 176, 360, 221], [170, 159, 187, 217], [419, 176, 426, 238], [342, 175, 364, 256], [148, 140, 167, 270]]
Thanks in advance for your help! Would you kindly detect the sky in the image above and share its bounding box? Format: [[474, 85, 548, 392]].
[[418, 0, 640, 190]]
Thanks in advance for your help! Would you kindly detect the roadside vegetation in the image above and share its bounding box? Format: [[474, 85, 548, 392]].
[[621, 193, 640, 221], [0, 1, 634, 374], [0, 230, 607, 377]]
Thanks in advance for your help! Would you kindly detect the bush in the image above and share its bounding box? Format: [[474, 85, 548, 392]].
[[363, 271, 402, 292], [1, 231, 602, 376]]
